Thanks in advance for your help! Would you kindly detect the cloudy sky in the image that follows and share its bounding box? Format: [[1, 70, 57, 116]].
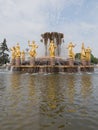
[[0, 0, 98, 57]]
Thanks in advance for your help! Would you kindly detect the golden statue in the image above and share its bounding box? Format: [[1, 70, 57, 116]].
[[15, 43, 21, 58], [81, 43, 86, 60], [85, 47, 91, 61], [49, 40, 57, 57], [67, 42, 76, 59], [21, 50, 25, 60], [10, 46, 16, 59], [28, 41, 38, 57]]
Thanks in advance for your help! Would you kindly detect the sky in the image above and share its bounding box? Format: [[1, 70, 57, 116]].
[[0, 0, 98, 58]]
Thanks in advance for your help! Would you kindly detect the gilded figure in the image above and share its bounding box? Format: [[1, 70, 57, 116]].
[[10, 46, 16, 59], [67, 42, 76, 59], [15, 43, 21, 58], [28, 41, 38, 57], [85, 47, 91, 61], [81, 43, 86, 60], [49, 40, 57, 57], [21, 50, 25, 60]]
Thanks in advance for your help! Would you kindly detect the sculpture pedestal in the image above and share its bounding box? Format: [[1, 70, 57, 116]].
[[68, 58, 74, 66], [30, 57, 35, 66], [16, 57, 21, 66], [81, 60, 87, 66], [11, 59, 15, 65], [50, 57, 55, 66]]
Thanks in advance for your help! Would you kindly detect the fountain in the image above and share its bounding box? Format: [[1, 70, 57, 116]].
[[8, 32, 94, 73], [41, 32, 64, 57]]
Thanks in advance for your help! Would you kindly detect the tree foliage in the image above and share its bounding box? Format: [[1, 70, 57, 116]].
[[0, 38, 9, 65], [75, 53, 81, 60], [91, 54, 98, 64]]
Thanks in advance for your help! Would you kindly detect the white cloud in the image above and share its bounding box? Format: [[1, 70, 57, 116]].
[[58, 22, 98, 56], [0, 0, 98, 57]]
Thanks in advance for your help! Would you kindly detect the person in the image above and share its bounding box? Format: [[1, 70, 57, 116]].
[[67, 42, 76, 59], [28, 41, 38, 57], [15, 43, 21, 58], [85, 47, 91, 61], [10, 46, 16, 59], [49, 40, 57, 57], [81, 43, 86, 60]]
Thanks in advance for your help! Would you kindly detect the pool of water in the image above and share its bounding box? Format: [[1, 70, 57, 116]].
[[0, 69, 98, 130]]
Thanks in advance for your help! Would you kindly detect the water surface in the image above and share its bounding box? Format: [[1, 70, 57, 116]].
[[0, 69, 98, 130]]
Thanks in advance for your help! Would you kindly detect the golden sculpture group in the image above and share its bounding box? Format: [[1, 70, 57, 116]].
[[10, 40, 91, 62], [10, 41, 38, 61]]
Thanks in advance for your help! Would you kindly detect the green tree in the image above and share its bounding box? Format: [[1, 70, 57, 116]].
[[91, 54, 98, 64], [0, 38, 9, 65], [75, 53, 81, 60]]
